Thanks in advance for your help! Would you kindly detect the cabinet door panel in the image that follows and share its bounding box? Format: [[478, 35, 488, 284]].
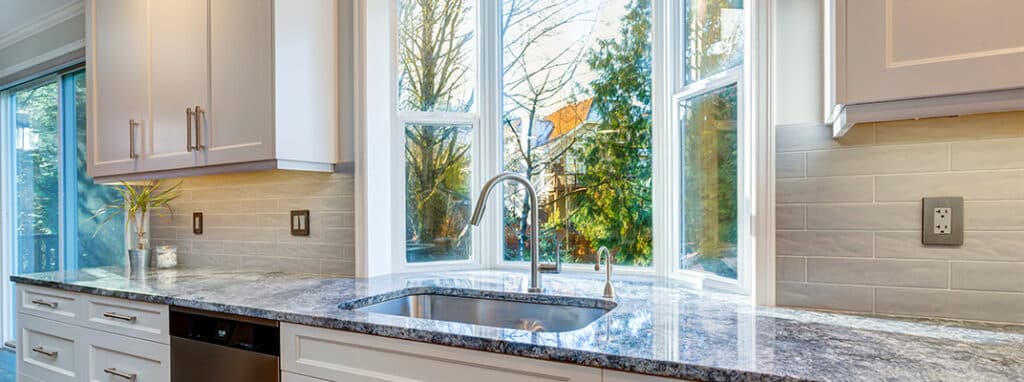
[[17, 314, 80, 382], [845, 0, 1024, 104], [206, 0, 275, 166], [84, 327, 170, 382], [144, 0, 207, 172], [88, 0, 148, 177]]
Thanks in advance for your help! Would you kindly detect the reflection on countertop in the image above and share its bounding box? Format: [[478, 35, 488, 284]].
[[12, 267, 1024, 382]]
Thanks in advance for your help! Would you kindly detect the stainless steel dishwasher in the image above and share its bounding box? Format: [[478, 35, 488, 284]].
[[170, 307, 280, 382]]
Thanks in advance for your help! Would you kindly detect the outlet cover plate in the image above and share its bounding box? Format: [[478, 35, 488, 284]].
[[192, 212, 203, 235], [922, 197, 963, 246]]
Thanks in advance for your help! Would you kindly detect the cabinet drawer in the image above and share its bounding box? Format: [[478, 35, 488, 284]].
[[17, 286, 80, 325], [282, 324, 601, 382], [17, 314, 81, 382], [82, 294, 169, 344], [83, 326, 170, 382]]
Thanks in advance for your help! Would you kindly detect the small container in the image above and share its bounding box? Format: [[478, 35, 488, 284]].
[[155, 246, 178, 269], [128, 249, 152, 278]]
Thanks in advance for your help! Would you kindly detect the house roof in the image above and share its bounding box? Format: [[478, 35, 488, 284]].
[[535, 98, 597, 147]]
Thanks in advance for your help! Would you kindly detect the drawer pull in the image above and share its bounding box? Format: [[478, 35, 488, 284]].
[[31, 346, 58, 357], [30, 299, 58, 309], [104, 367, 137, 381], [103, 312, 138, 323]]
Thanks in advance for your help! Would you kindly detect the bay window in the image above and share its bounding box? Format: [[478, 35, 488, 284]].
[[383, 0, 757, 293]]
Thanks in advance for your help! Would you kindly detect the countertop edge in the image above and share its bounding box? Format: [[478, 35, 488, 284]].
[[10, 275, 812, 382]]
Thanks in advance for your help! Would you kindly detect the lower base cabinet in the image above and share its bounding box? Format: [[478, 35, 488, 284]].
[[281, 323, 694, 382]]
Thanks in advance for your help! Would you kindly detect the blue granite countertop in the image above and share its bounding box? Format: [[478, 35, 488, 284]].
[[11, 267, 1024, 382]]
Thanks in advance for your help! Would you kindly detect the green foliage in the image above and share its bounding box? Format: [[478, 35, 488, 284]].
[[571, 0, 654, 266], [93, 180, 181, 250], [400, 0, 475, 261]]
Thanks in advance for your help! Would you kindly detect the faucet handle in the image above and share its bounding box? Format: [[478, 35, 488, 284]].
[[538, 263, 561, 274]]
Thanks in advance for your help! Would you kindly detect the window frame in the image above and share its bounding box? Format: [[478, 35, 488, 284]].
[[384, 0, 762, 295]]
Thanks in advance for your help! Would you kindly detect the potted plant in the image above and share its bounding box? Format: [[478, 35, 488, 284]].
[[93, 180, 181, 271]]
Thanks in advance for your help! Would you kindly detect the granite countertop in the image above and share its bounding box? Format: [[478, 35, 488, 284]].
[[11, 267, 1024, 382]]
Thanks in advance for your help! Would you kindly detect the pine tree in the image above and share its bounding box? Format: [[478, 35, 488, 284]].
[[570, 0, 653, 266]]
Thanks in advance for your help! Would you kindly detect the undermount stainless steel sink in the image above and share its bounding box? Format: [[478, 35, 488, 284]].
[[352, 293, 614, 332]]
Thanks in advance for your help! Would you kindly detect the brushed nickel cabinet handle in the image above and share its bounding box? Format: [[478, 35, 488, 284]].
[[104, 367, 137, 380], [187, 107, 194, 152], [30, 299, 58, 309], [193, 105, 204, 150], [31, 346, 57, 357], [129, 119, 139, 159], [102, 312, 137, 323]]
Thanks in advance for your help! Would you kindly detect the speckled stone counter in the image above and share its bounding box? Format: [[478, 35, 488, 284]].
[[11, 267, 1024, 382]]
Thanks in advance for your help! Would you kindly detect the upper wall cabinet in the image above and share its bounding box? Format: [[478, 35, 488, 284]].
[[826, 0, 1024, 137], [86, 0, 338, 182]]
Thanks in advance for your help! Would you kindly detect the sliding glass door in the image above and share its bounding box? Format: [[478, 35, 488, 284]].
[[1, 67, 125, 343]]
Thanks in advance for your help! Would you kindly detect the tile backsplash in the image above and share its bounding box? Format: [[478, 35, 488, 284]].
[[150, 170, 355, 276], [775, 111, 1024, 323]]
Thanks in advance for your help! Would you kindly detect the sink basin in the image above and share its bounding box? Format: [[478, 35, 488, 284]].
[[348, 291, 614, 332]]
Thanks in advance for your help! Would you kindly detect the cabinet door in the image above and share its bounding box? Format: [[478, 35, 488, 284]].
[[17, 314, 81, 382], [843, 0, 1024, 104], [83, 327, 170, 382], [281, 324, 602, 382], [143, 0, 208, 172], [87, 0, 148, 178], [205, 0, 275, 166]]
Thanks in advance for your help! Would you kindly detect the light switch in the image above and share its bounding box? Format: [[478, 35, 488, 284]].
[[290, 210, 310, 236], [193, 212, 203, 235]]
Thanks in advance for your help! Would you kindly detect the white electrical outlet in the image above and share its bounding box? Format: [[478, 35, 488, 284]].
[[934, 207, 951, 235]]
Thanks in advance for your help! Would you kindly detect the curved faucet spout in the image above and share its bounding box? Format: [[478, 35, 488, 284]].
[[470, 173, 542, 292]]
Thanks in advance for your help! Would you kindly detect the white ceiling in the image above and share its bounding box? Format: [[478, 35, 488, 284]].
[[0, 0, 77, 39]]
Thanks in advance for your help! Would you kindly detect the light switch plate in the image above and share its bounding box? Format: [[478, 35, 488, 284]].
[[922, 197, 963, 246], [291, 210, 310, 236], [193, 212, 203, 235]]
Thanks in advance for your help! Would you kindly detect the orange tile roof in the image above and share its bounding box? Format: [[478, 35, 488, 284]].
[[544, 98, 594, 142]]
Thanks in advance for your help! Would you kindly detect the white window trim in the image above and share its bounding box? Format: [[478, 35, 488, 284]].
[[353, 0, 776, 301]]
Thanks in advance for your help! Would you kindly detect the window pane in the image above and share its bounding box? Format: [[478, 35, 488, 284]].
[[398, 0, 475, 113], [70, 71, 125, 268], [684, 0, 744, 84], [12, 81, 60, 274], [405, 123, 472, 263], [679, 84, 738, 279], [502, 0, 653, 266]]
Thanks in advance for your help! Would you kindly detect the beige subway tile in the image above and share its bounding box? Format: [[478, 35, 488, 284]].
[[806, 203, 919, 230], [203, 214, 265, 228], [321, 212, 355, 228], [876, 288, 1024, 323], [776, 123, 873, 153], [191, 240, 224, 255], [178, 253, 239, 269], [776, 257, 805, 282], [278, 196, 353, 213], [777, 177, 873, 204], [149, 227, 177, 240], [875, 171, 1024, 201], [806, 144, 948, 177], [776, 230, 873, 257], [952, 262, 1024, 293], [277, 227, 351, 244], [197, 227, 280, 241], [776, 282, 874, 313], [220, 241, 279, 257], [776, 153, 805, 178], [965, 201, 1024, 230], [239, 256, 320, 274], [321, 260, 355, 276], [807, 258, 948, 288], [952, 137, 1024, 170], [876, 231, 1024, 261], [776, 205, 805, 229], [874, 112, 1024, 145]]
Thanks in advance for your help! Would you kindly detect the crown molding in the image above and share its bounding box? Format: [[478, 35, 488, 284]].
[[0, 1, 85, 51], [0, 39, 84, 80]]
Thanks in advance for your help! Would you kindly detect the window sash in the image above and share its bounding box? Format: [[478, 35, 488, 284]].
[[391, 0, 755, 294]]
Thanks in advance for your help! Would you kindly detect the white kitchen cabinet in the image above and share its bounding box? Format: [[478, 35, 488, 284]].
[[15, 285, 171, 382], [281, 323, 603, 382], [86, 0, 147, 178], [825, 0, 1024, 136], [86, 0, 338, 182]]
